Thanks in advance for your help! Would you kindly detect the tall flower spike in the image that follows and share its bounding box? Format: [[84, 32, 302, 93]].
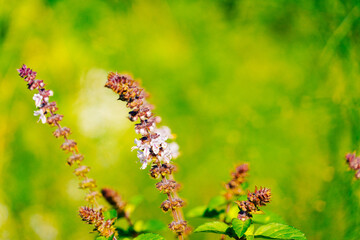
[[224, 163, 249, 200], [235, 186, 272, 221], [18, 65, 104, 228], [105, 72, 188, 239]]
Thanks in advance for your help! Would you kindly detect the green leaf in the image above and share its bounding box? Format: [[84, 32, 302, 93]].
[[187, 205, 224, 219], [194, 221, 230, 234], [225, 205, 239, 222], [254, 223, 306, 240], [203, 208, 224, 218], [134, 233, 165, 240], [244, 224, 254, 240], [142, 219, 167, 232], [207, 196, 226, 211], [232, 219, 251, 238], [116, 227, 132, 237], [252, 210, 286, 224], [95, 235, 116, 240], [103, 209, 117, 220], [95, 237, 107, 240], [187, 206, 207, 218]]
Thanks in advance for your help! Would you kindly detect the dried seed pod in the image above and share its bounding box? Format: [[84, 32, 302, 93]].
[[156, 179, 177, 193], [67, 154, 84, 166], [60, 139, 77, 152], [53, 127, 71, 138], [74, 165, 91, 177], [168, 220, 187, 233], [79, 206, 117, 238], [235, 186, 272, 221], [79, 178, 97, 189]]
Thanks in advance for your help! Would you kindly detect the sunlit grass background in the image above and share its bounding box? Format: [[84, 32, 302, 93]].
[[1, 0, 360, 239]]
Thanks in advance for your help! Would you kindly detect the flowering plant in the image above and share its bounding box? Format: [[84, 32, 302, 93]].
[[18, 64, 307, 240]]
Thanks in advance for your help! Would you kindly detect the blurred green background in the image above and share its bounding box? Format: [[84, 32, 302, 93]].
[[1, 0, 360, 239]]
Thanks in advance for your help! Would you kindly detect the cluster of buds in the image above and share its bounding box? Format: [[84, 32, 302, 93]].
[[161, 198, 184, 212], [235, 186, 272, 221], [79, 206, 117, 239], [345, 153, 360, 179], [18, 65, 101, 204], [105, 72, 187, 238], [224, 163, 249, 200]]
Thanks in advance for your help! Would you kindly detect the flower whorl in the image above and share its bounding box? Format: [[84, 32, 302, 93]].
[[18, 64, 101, 204], [79, 206, 117, 239], [235, 186, 272, 221]]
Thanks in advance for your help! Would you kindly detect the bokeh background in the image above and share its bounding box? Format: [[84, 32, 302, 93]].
[[1, 0, 360, 239]]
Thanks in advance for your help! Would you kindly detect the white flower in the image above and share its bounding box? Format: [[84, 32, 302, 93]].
[[150, 134, 168, 155], [131, 138, 142, 151], [160, 148, 172, 163], [168, 142, 180, 159], [155, 126, 173, 139], [34, 109, 47, 124], [132, 139, 151, 155], [49, 90, 54, 96], [137, 150, 149, 169], [33, 94, 43, 108]]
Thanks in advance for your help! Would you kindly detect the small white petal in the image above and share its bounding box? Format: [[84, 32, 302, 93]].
[[140, 161, 148, 169], [40, 114, 47, 124], [32, 94, 43, 108], [34, 109, 47, 124], [140, 129, 146, 135], [143, 146, 150, 157], [152, 144, 160, 155]]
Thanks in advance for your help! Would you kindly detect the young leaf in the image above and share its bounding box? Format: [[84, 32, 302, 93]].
[[187, 205, 224, 219], [194, 221, 230, 234], [116, 226, 132, 237], [232, 219, 251, 238], [103, 209, 117, 220], [254, 223, 306, 240], [225, 205, 239, 222], [203, 208, 224, 218], [244, 224, 254, 240], [207, 196, 226, 211], [252, 210, 286, 224], [133, 233, 165, 240]]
